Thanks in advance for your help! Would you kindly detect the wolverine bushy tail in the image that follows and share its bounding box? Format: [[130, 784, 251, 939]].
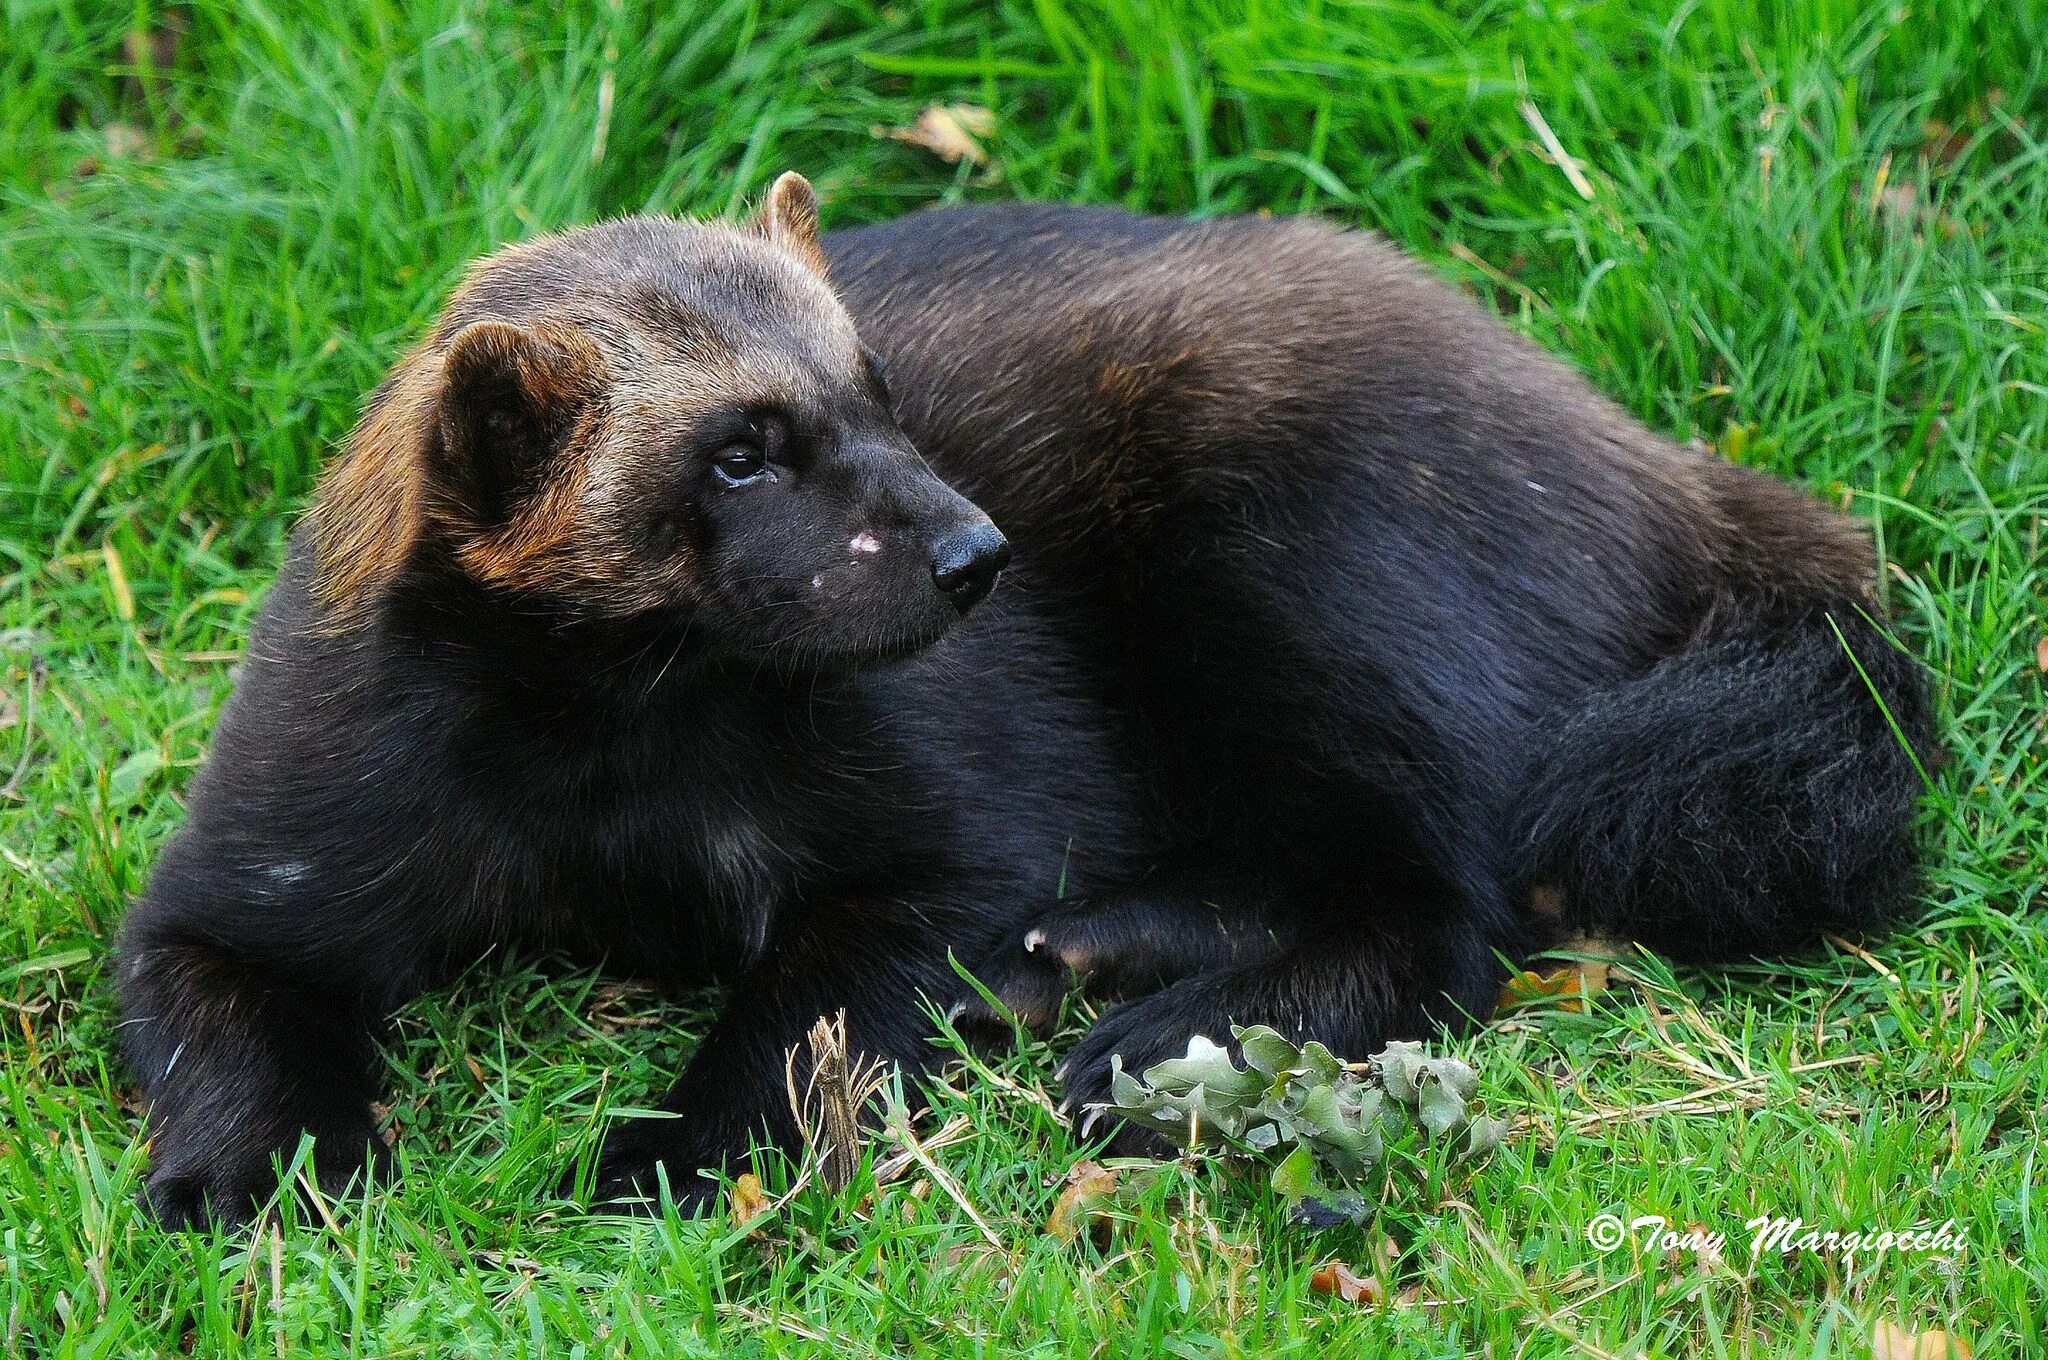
[[1514, 605, 1934, 962]]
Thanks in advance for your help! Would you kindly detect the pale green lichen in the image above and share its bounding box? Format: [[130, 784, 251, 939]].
[[1099, 1027, 1510, 1225]]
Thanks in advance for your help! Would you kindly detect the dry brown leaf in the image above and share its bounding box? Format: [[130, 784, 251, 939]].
[[1370, 1232, 1401, 1279], [1919, 120, 1972, 166], [2034, 635, 2047, 674], [585, 981, 662, 1034], [1308, 1261, 1384, 1307], [1497, 957, 1609, 1014], [1044, 1160, 1119, 1246], [1872, 1319, 1972, 1360], [104, 123, 152, 161], [728, 1172, 772, 1232], [881, 104, 994, 165], [1866, 169, 1959, 239], [1919, 90, 2004, 167], [1498, 967, 1578, 1013], [123, 18, 183, 77], [942, 1242, 1010, 1281], [1675, 1222, 1724, 1271]]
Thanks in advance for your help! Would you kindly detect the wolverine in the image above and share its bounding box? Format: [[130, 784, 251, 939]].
[[116, 173, 1932, 1227]]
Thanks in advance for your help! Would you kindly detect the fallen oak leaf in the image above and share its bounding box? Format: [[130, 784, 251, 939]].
[[879, 104, 994, 165], [1496, 939, 1618, 1015], [1045, 1159, 1120, 1247], [1370, 1232, 1402, 1280], [1498, 967, 1567, 1013], [1871, 1319, 1971, 1360], [1666, 1221, 1724, 1271], [1919, 119, 1972, 166], [728, 1172, 773, 1233], [103, 122, 153, 161], [942, 1242, 1010, 1280], [1309, 1261, 1384, 1307], [121, 13, 184, 84], [1497, 964, 1601, 1014]]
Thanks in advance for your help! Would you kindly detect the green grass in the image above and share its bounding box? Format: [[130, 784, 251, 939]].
[[3, 0, 2044, 1354]]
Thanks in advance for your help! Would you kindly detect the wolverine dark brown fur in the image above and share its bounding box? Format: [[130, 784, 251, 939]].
[[116, 175, 1932, 1226]]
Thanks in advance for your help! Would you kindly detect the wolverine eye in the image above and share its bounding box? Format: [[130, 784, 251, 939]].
[[713, 442, 768, 486], [711, 411, 787, 486]]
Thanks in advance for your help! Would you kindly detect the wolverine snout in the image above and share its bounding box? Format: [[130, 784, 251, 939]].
[[929, 519, 1010, 614]]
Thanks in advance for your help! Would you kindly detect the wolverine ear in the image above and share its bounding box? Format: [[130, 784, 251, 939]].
[[434, 319, 603, 524], [752, 171, 828, 275]]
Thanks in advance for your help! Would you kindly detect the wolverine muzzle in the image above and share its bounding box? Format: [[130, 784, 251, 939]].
[[929, 520, 1011, 613]]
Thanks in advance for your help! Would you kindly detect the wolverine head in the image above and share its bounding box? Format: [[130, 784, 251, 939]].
[[307, 173, 1008, 667]]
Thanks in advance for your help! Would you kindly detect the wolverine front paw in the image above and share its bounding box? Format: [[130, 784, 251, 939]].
[[951, 899, 1151, 1042], [145, 1162, 273, 1231], [1054, 994, 1211, 1160], [950, 930, 1080, 1042], [572, 1123, 727, 1216], [954, 892, 1290, 1047], [143, 1114, 382, 1230]]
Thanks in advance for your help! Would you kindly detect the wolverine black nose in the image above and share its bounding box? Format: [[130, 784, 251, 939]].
[[930, 521, 1011, 614]]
